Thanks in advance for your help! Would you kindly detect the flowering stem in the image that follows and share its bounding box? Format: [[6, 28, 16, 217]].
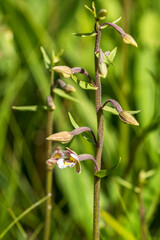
[[44, 70, 54, 240], [71, 127, 97, 145], [71, 67, 97, 87], [93, 22, 104, 240], [101, 99, 123, 113], [78, 154, 99, 171], [100, 22, 125, 37], [138, 185, 146, 240]]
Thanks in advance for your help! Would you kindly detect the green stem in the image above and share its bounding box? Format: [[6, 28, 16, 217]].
[[44, 70, 54, 240], [138, 185, 146, 240], [93, 23, 104, 240]]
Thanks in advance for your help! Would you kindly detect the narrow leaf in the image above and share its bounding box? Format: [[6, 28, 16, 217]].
[[100, 16, 122, 29], [95, 158, 121, 178], [12, 105, 48, 112], [72, 31, 97, 38], [71, 75, 97, 90], [84, 5, 94, 14], [40, 46, 51, 69], [102, 106, 119, 115], [104, 47, 117, 65], [0, 194, 51, 239], [53, 88, 80, 103], [115, 176, 140, 193], [68, 112, 79, 129], [127, 110, 141, 115], [101, 210, 136, 240], [68, 112, 95, 144]]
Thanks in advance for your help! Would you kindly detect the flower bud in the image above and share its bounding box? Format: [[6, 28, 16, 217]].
[[119, 111, 139, 126], [63, 84, 76, 93], [46, 131, 73, 144], [47, 96, 56, 110], [99, 62, 108, 78], [122, 34, 138, 47], [52, 66, 72, 79], [97, 9, 107, 20], [98, 49, 107, 78]]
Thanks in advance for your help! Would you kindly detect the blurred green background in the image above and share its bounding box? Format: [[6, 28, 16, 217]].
[[0, 0, 160, 239]]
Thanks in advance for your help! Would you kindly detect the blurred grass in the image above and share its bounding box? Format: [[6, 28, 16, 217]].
[[0, 0, 160, 239]]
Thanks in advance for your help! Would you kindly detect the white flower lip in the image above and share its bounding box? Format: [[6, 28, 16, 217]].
[[57, 158, 76, 169], [57, 158, 67, 169]]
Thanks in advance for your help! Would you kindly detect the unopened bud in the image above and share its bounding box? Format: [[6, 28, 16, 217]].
[[52, 66, 72, 79], [47, 96, 56, 110], [122, 34, 138, 47], [119, 111, 139, 126], [97, 9, 107, 20], [46, 131, 73, 144], [63, 84, 76, 93], [99, 62, 108, 78], [98, 49, 107, 78]]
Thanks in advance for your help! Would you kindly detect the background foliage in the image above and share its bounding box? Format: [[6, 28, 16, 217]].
[[0, 0, 160, 239]]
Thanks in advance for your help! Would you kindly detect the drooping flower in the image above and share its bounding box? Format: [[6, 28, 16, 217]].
[[46, 147, 81, 174]]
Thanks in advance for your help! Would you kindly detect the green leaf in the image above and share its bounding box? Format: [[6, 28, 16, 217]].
[[95, 158, 121, 178], [0, 194, 51, 239], [102, 106, 119, 115], [101, 210, 137, 240], [12, 105, 48, 111], [68, 112, 95, 144], [104, 47, 117, 65], [100, 16, 122, 29], [53, 88, 80, 103], [68, 112, 79, 129], [72, 31, 97, 38], [40, 46, 51, 69], [52, 49, 64, 65], [84, 4, 94, 14], [115, 177, 140, 193], [71, 75, 97, 90], [127, 110, 142, 115]]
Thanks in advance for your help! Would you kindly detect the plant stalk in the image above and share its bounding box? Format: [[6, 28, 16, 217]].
[[138, 186, 146, 240], [44, 70, 54, 240], [93, 23, 104, 240]]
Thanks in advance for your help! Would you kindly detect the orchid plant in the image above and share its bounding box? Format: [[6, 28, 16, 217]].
[[13, 2, 140, 240], [44, 2, 139, 240]]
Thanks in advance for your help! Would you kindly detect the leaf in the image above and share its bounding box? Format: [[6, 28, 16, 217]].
[[115, 176, 140, 193], [72, 31, 97, 38], [104, 47, 117, 65], [127, 110, 142, 115], [68, 112, 95, 144], [53, 88, 80, 103], [100, 16, 122, 29], [101, 210, 137, 240], [102, 106, 119, 115], [52, 49, 64, 65], [84, 4, 94, 15], [40, 46, 51, 69], [71, 75, 97, 90], [12, 105, 48, 111], [0, 194, 51, 239], [68, 112, 79, 129], [95, 158, 121, 178]]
